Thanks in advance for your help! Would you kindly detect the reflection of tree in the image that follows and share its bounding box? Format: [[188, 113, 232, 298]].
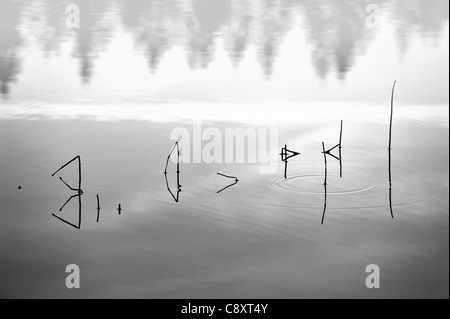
[[391, 0, 449, 54], [186, 0, 230, 70], [224, 0, 253, 67], [120, 0, 149, 30], [121, 0, 232, 72], [255, 0, 292, 79], [2, 0, 449, 88], [23, 0, 71, 57], [301, 0, 449, 79], [116, 0, 450, 79], [124, 0, 185, 73], [69, 0, 114, 84], [0, 0, 23, 98], [300, 0, 380, 80]]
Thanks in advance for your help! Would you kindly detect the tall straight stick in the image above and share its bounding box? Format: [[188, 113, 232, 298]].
[[322, 142, 327, 186], [389, 148, 394, 219], [339, 120, 343, 178], [389, 81, 397, 151], [177, 143, 181, 201], [321, 183, 327, 225], [284, 144, 287, 179], [96, 195, 100, 223], [388, 81, 396, 218]]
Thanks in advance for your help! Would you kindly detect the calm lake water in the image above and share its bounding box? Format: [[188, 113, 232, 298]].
[[1, 0, 449, 299]]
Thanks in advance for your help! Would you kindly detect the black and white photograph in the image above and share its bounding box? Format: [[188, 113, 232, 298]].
[[0, 0, 448, 302]]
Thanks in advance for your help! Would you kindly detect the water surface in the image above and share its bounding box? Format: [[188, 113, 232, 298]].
[[0, 0, 449, 298]]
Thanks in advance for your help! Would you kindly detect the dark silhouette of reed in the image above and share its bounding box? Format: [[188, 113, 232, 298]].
[[388, 81, 397, 218], [217, 173, 239, 194], [339, 120, 343, 178], [322, 121, 344, 178], [164, 142, 182, 202], [96, 195, 100, 223], [280, 144, 300, 179], [51, 156, 82, 229], [321, 179, 328, 225], [322, 142, 328, 186], [389, 148, 394, 219], [118, 204, 122, 216], [389, 81, 397, 151], [320, 121, 345, 224]]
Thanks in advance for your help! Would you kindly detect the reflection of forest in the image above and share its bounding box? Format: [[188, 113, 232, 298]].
[[0, 0, 448, 96], [0, 1, 23, 98]]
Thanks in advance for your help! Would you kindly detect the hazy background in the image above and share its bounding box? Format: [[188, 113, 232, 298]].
[[0, 0, 448, 299]]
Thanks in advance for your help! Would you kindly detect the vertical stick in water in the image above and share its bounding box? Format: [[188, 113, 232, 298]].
[[77, 156, 82, 227], [96, 195, 100, 223], [176, 142, 180, 190], [339, 120, 343, 178], [321, 142, 328, 224], [321, 183, 328, 225], [389, 149, 394, 219], [322, 142, 327, 186], [284, 144, 287, 179], [388, 81, 396, 218], [389, 81, 397, 151]]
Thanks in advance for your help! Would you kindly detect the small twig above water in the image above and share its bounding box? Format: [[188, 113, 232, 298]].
[[217, 173, 239, 194]]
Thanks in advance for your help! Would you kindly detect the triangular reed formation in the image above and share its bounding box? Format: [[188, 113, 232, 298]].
[[322, 120, 343, 178], [217, 173, 239, 194], [51, 155, 83, 229], [164, 142, 182, 202], [280, 145, 301, 179]]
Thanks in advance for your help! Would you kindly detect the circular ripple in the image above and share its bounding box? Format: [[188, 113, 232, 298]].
[[187, 160, 448, 213], [267, 174, 381, 196]]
